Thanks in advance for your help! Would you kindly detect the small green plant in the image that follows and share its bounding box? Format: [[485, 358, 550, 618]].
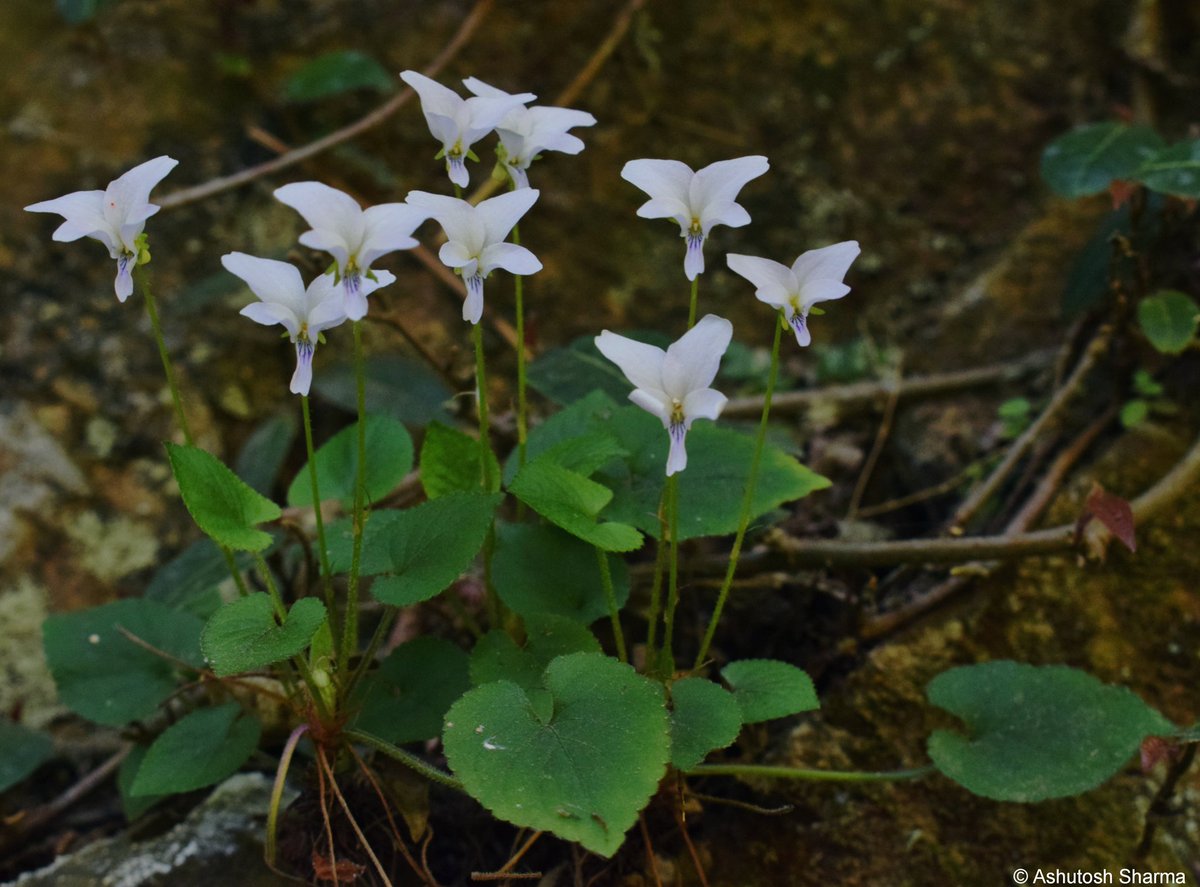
[[10, 75, 1198, 883]]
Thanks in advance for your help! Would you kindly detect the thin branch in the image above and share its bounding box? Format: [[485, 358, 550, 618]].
[[2, 746, 129, 846], [317, 748, 394, 887], [950, 328, 1111, 530], [156, 1, 495, 210], [846, 358, 903, 518], [722, 348, 1055, 418]]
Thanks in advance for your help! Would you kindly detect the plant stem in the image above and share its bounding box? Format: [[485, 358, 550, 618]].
[[255, 552, 332, 721], [137, 266, 248, 596], [596, 547, 627, 662], [687, 276, 699, 329], [472, 322, 496, 491], [512, 218, 529, 469], [340, 321, 368, 677], [644, 487, 669, 660], [137, 267, 193, 444], [346, 729, 466, 792], [662, 473, 681, 669], [694, 318, 782, 669], [265, 723, 307, 868], [301, 395, 335, 618], [685, 763, 936, 782]]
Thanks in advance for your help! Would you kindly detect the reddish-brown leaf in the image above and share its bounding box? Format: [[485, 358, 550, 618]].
[[312, 850, 366, 884], [1140, 736, 1179, 773], [1081, 482, 1137, 552], [1109, 180, 1138, 210]]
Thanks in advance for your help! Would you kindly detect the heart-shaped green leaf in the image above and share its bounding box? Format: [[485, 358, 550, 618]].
[[420, 422, 498, 498], [927, 661, 1175, 802], [721, 659, 819, 724], [353, 637, 470, 744], [469, 617, 601, 690], [167, 443, 281, 552], [200, 593, 327, 677], [599, 407, 829, 542], [0, 719, 53, 792], [444, 652, 669, 857], [283, 50, 394, 103], [287, 414, 413, 509], [669, 678, 742, 771], [43, 600, 205, 726], [1040, 122, 1165, 197], [1138, 290, 1199, 355], [130, 703, 261, 797], [492, 523, 630, 624]]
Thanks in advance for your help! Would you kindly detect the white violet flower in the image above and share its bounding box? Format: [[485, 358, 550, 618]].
[[620, 155, 769, 281], [25, 155, 178, 302], [463, 77, 597, 189], [407, 189, 542, 324], [400, 70, 534, 189], [223, 252, 387, 396], [595, 314, 733, 476], [726, 241, 860, 346], [273, 182, 425, 321]]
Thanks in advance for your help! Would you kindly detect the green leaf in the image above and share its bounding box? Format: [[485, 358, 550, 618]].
[[1138, 290, 1199, 355], [315, 355, 453, 426], [56, 0, 116, 24], [353, 638, 470, 744], [444, 652, 670, 857], [329, 493, 501, 605], [504, 390, 620, 485], [1040, 123, 1165, 197], [492, 523, 630, 624], [927, 661, 1174, 802], [600, 407, 830, 541], [528, 333, 667, 405], [166, 443, 281, 552], [130, 703, 261, 797], [1120, 399, 1149, 429], [669, 678, 742, 771], [0, 719, 53, 792], [509, 459, 643, 553], [287, 415, 414, 509], [117, 745, 163, 820], [283, 50, 394, 103], [200, 594, 326, 677], [1134, 139, 1200, 198], [420, 422, 498, 498], [145, 539, 252, 619], [1132, 369, 1163, 398], [43, 600, 205, 727], [235, 412, 297, 496], [469, 617, 601, 690], [721, 659, 820, 724]]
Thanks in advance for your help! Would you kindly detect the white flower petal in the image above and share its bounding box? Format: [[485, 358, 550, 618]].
[[480, 242, 542, 277], [635, 196, 691, 224], [290, 341, 315, 396], [726, 254, 796, 308], [104, 156, 178, 225], [274, 182, 364, 244], [461, 75, 507, 99], [439, 240, 475, 270], [629, 388, 671, 424], [221, 252, 306, 310], [298, 230, 352, 272], [114, 256, 134, 302], [621, 158, 694, 203], [683, 388, 728, 425], [684, 235, 705, 281], [666, 426, 689, 476], [400, 70, 462, 119], [688, 155, 768, 214], [799, 280, 851, 310], [476, 189, 539, 244], [26, 190, 110, 242], [359, 202, 426, 266], [240, 301, 301, 338], [790, 240, 860, 285], [699, 200, 750, 232], [408, 191, 482, 248], [662, 314, 733, 397], [594, 331, 667, 393], [462, 94, 536, 146], [463, 277, 485, 325]]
